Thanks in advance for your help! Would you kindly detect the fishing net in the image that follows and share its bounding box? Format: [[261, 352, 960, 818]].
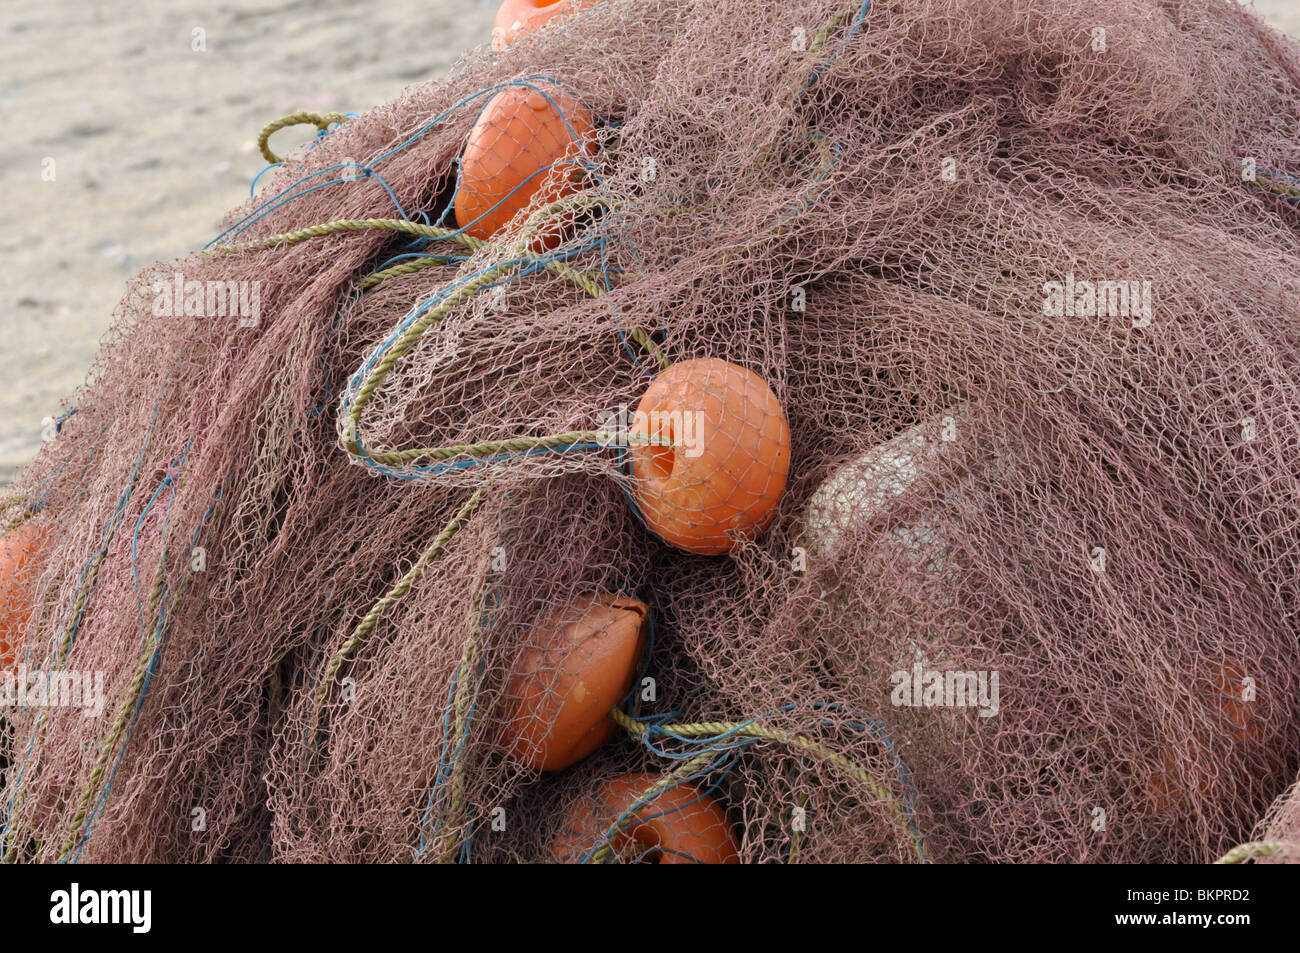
[[1245, 774, 1300, 863], [3, 0, 1300, 863]]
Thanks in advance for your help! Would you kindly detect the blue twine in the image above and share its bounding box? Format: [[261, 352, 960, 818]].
[[619, 699, 927, 863], [67, 475, 222, 863], [414, 568, 502, 862], [577, 747, 744, 864], [216, 76, 597, 252], [805, 0, 873, 88], [1256, 166, 1300, 202]]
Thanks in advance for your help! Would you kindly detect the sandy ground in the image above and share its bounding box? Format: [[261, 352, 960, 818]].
[[0, 0, 499, 482], [0, 0, 1296, 483]]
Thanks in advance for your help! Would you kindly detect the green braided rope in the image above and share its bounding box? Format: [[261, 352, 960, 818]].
[[59, 552, 111, 663], [437, 595, 488, 865], [611, 708, 928, 863], [212, 213, 635, 299], [213, 212, 647, 336], [0, 494, 31, 533], [59, 559, 169, 862], [336, 196, 668, 466], [587, 750, 719, 864], [305, 485, 491, 755], [1257, 175, 1300, 199], [613, 709, 895, 801], [215, 217, 484, 254], [362, 429, 672, 466], [360, 255, 459, 289], [257, 110, 351, 165], [340, 261, 516, 459], [809, 8, 856, 56], [1214, 840, 1292, 864]]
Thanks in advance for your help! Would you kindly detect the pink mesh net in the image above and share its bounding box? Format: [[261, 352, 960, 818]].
[[3, 0, 1300, 863]]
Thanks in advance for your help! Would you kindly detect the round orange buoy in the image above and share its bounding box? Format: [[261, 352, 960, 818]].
[[551, 773, 740, 863], [502, 592, 647, 771], [1140, 662, 1262, 815], [454, 81, 595, 249], [1210, 662, 1261, 744], [0, 523, 48, 676], [492, 0, 601, 49], [629, 358, 790, 555]]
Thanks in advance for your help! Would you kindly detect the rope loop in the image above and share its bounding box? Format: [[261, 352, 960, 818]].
[[257, 110, 351, 165]]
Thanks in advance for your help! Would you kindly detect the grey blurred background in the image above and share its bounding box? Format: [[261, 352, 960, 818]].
[[0, 0, 1295, 483]]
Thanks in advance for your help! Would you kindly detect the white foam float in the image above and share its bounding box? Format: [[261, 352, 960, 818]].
[[804, 406, 973, 572], [798, 404, 1015, 676]]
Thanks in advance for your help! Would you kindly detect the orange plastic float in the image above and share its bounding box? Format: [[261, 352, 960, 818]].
[[0, 523, 48, 675], [630, 358, 790, 555], [1209, 662, 1261, 744], [454, 81, 595, 249], [1141, 661, 1263, 815], [551, 773, 740, 863], [492, 0, 600, 50], [502, 592, 648, 771]]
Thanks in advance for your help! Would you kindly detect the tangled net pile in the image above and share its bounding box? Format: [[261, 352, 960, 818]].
[[4, 0, 1300, 863]]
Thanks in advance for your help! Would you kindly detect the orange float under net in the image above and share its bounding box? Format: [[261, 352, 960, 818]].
[[3, 0, 1300, 863], [493, 0, 602, 50]]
